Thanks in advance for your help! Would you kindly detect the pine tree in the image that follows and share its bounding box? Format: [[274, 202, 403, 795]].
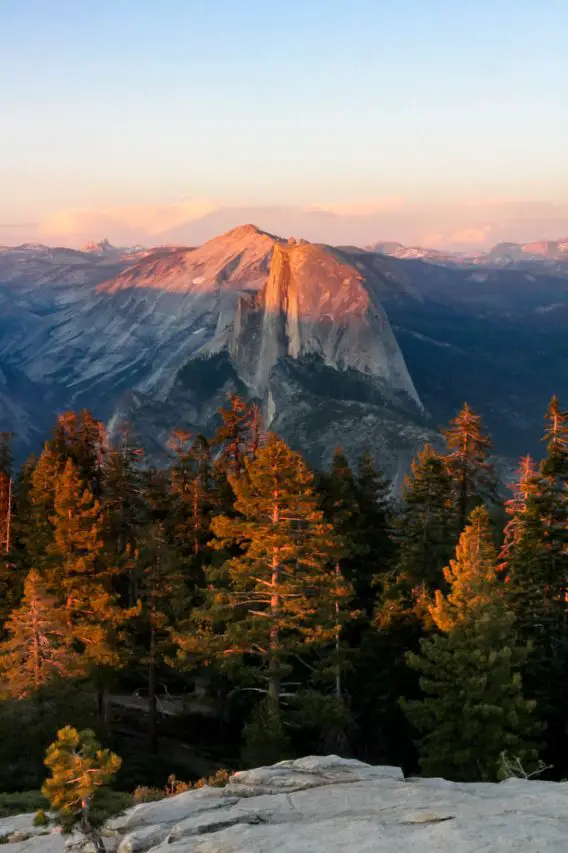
[[213, 393, 260, 478], [381, 444, 454, 624], [499, 455, 539, 568], [503, 398, 568, 768], [402, 507, 541, 781], [402, 612, 540, 781], [168, 430, 213, 577], [134, 520, 185, 753], [21, 444, 61, 572], [442, 403, 495, 532], [320, 449, 393, 617], [177, 433, 350, 717], [542, 395, 568, 477], [102, 424, 144, 608], [429, 506, 501, 632], [50, 410, 107, 496], [46, 459, 124, 671], [538, 396, 568, 600], [0, 569, 79, 699], [0, 431, 13, 555], [42, 726, 121, 850], [0, 432, 17, 626]]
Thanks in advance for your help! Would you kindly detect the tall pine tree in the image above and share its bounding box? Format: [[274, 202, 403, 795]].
[[442, 403, 494, 533], [381, 444, 453, 625], [177, 433, 351, 717], [0, 568, 79, 699], [402, 506, 540, 781]]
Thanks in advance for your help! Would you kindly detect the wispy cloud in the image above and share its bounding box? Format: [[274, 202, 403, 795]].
[[39, 200, 220, 241], [0, 222, 37, 229], [23, 197, 568, 251]]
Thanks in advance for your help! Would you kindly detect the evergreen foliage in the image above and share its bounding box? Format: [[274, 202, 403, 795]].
[[402, 507, 541, 781], [0, 395, 565, 790], [177, 433, 351, 716], [442, 403, 495, 532], [0, 569, 79, 698], [42, 726, 122, 846]]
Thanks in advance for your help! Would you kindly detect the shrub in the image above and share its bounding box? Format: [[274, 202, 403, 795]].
[[193, 768, 231, 789], [33, 809, 49, 827], [132, 785, 165, 804]]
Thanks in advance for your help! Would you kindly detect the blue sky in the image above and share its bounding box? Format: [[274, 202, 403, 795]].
[[1, 0, 567, 247]]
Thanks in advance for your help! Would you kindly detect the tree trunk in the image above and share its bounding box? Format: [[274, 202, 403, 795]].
[[148, 622, 158, 754], [95, 682, 112, 725], [81, 799, 105, 853], [268, 490, 281, 716], [334, 562, 342, 701]]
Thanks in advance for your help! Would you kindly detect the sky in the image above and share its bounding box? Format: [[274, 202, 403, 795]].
[[1, 0, 567, 249]]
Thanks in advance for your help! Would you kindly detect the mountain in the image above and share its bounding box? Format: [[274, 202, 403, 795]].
[[367, 236, 568, 274], [366, 241, 459, 262], [0, 224, 566, 475], [81, 237, 148, 259], [0, 242, 131, 290], [0, 226, 431, 479]]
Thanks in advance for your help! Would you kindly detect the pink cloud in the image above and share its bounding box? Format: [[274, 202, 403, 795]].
[[39, 200, 220, 243], [18, 198, 568, 251]]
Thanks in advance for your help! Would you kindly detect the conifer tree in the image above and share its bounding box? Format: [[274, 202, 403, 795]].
[[381, 444, 453, 623], [503, 398, 568, 767], [134, 520, 185, 753], [0, 432, 17, 626], [177, 433, 350, 717], [499, 455, 539, 568], [213, 393, 260, 478], [429, 506, 501, 632], [402, 507, 540, 781], [538, 396, 568, 596], [42, 726, 121, 851], [50, 410, 107, 496], [0, 431, 13, 555], [0, 568, 79, 699], [21, 444, 61, 572], [168, 430, 213, 576], [46, 459, 123, 670], [102, 424, 144, 608], [442, 403, 495, 532]]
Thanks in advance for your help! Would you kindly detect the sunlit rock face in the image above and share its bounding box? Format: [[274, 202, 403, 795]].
[[0, 226, 428, 476], [3, 755, 567, 852], [229, 241, 421, 405]]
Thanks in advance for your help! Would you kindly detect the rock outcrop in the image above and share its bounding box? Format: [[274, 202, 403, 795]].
[[2, 755, 567, 852]]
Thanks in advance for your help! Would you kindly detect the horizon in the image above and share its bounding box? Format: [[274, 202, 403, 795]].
[[2, 0, 567, 250], [2, 219, 568, 255]]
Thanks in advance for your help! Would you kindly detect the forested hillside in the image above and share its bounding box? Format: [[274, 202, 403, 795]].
[[0, 393, 566, 795]]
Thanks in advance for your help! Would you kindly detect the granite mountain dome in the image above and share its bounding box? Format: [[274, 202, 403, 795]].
[[0, 225, 428, 478], [0, 224, 566, 473]]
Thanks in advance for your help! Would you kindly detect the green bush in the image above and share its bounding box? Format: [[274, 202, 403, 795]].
[[33, 809, 49, 827]]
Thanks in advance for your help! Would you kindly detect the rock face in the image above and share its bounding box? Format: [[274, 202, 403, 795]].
[[0, 226, 429, 477], [3, 755, 568, 852], [1, 224, 566, 470]]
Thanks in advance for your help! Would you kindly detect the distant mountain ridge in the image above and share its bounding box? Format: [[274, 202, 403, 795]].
[[0, 224, 566, 474], [366, 236, 568, 271]]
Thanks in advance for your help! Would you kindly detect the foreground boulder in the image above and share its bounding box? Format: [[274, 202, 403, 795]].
[[2, 755, 567, 852]]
